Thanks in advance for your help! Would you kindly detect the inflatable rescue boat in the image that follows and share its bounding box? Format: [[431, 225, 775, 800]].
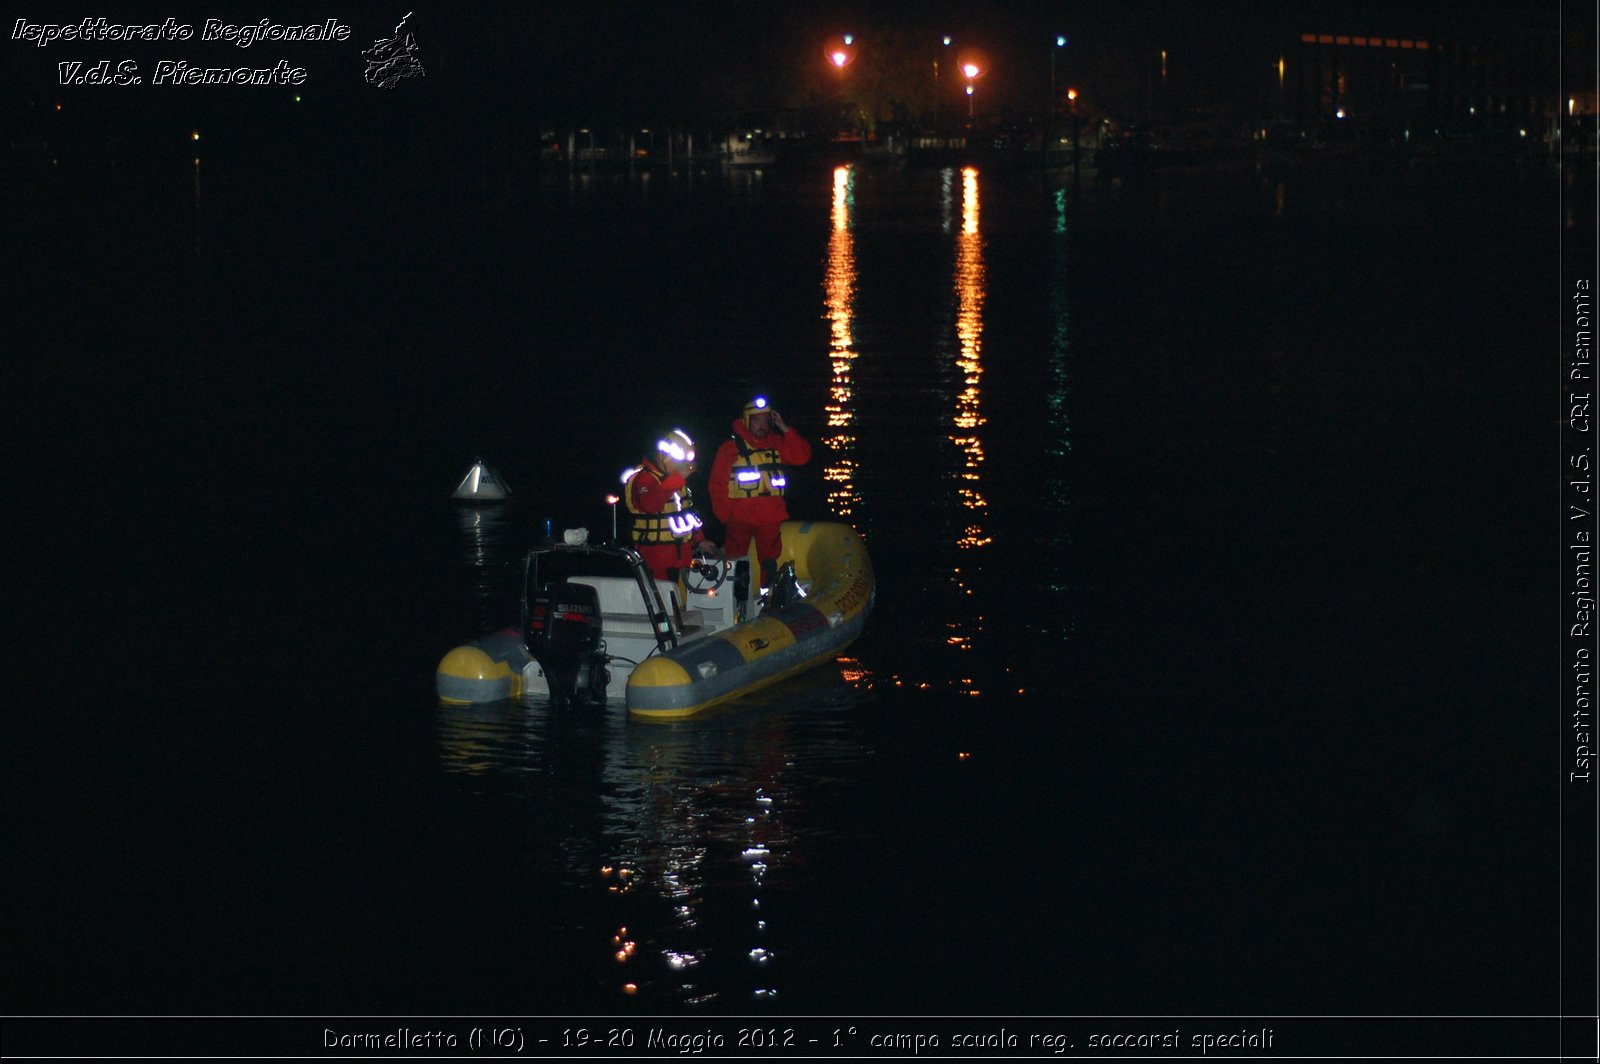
[[436, 519, 874, 720]]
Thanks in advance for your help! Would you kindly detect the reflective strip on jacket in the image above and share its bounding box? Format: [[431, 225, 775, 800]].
[[622, 461, 704, 544], [726, 437, 789, 500]]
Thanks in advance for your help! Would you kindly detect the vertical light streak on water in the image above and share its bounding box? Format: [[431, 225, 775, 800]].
[[191, 151, 207, 377], [592, 715, 805, 1008], [821, 166, 861, 518], [742, 783, 780, 1001], [939, 165, 955, 235], [430, 663, 867, 1010], [1048, 189, 1071, 466], [943, 167, 988, 674], [603, 718, 715, 1006], [643, 788, 715, 1006], [1044, 189, 1076, 631], [952, 167, 988, 548]]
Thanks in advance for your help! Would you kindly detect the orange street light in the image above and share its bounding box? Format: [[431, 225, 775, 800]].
[[953, 48, 988, 121], [955, 46, 988, 80]]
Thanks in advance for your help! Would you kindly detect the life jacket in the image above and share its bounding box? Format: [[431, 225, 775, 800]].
[[726, 436, 789, 499], [622, 461, 704, 544]]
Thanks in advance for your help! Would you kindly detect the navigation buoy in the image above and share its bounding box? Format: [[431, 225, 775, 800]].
[[452, 458, 511, 501]]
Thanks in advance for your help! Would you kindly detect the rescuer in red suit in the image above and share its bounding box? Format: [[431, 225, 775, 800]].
[[708, 397, 812, 593], [622, 429, 707, 582]]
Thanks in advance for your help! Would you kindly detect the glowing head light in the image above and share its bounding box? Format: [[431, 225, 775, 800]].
[[742, 396, 771, 427]]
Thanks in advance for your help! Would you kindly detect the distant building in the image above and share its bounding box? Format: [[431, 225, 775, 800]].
[[1286, 22, 1560, 140]]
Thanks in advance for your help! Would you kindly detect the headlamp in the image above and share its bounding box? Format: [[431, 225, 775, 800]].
[[742, 397, 771, 426]]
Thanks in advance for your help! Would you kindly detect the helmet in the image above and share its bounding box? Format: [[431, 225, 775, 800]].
[[742, 396, 771, 426], [656, 429, 695, 463]]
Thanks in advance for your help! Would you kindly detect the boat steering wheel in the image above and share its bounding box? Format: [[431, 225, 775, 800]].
[[685, 541, 728, 593]]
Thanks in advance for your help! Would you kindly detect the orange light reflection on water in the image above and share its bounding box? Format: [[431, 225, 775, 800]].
[[942, 166, 989, 693], [822, 165, 860, 517], [836, 655, 873, 686], [952, 167, 989, 551]]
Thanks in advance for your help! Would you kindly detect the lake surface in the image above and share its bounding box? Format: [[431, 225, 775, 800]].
[[7, 142, 1569, 1026]]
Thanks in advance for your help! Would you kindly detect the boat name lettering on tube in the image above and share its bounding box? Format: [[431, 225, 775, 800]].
[[784, 610, 827, 637], [832, 575, 870, 616]]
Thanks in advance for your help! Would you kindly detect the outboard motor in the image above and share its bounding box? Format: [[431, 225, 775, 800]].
[[523, 581, 609, 705]]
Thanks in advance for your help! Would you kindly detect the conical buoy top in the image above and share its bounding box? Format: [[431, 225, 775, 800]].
[[452, 459, 511, 501]]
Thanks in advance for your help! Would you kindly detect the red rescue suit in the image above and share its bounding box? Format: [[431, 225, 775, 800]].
[[708, 418, 812, 578], [623, 458, 704, 581]]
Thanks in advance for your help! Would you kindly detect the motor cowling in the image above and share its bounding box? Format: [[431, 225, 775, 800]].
[[524, 581, 609, 705]]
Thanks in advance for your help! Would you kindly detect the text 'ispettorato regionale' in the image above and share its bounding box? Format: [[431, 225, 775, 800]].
[[13, 17, 353, 86]]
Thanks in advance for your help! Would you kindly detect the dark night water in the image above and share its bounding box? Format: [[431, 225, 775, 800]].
[[8, 144, 1564, 1020]]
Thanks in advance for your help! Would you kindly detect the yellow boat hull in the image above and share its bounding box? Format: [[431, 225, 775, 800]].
[[626, 520, 874, 720]]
